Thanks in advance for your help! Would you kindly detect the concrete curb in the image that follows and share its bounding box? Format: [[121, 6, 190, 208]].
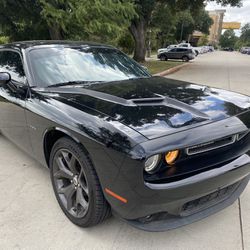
[[153, 63, 189, 77]]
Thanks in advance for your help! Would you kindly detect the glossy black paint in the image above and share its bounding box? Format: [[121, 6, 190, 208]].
[[0, 41, 250, 229]]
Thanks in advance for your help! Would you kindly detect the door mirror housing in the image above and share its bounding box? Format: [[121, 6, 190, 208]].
[[0, 72, 11, 86]]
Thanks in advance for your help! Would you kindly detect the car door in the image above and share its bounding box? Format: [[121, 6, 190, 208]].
[[167, 48, 177, 59], [0, 50, 32, 153], [175, 48, 185, 59]]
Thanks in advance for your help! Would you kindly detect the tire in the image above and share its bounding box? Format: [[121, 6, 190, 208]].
[[159, 54, 168, 61], [49, 137, 111, 227], [182, 56, 189, 62]]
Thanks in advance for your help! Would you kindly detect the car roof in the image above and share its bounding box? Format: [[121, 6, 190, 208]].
[[0, 40, 114, 51]]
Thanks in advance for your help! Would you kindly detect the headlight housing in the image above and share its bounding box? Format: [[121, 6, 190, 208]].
[[165, 150, 179, 165], [144, 154, 161, 173]]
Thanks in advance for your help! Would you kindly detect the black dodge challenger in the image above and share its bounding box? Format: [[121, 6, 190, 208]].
[[0, 41, 249, 231]]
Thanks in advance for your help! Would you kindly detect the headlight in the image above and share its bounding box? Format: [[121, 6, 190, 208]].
[[144, 154, 161, 173], [165, 150, 179, 165]]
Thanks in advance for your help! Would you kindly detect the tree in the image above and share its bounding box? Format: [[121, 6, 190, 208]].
[[219, 29, 238, 48], [129, 0, 242, 62], [194, 9, 214, 35], [175, 10, 195, 42], [40, 0, 136, 41], [198, 35, 209, 46], [151, 3, 176, 48], [0, 0, 50, 41], [0, 0, 136, 42], [240, 23, 250, 45]]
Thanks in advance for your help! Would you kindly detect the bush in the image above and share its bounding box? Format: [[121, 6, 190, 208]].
[[0, 36, 9, 44], [117, 31, 134, 54]]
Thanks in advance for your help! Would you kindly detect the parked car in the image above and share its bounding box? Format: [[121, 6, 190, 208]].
[[157, 45, 177, 54], [158, 47, 196, 61], [223, 47, 234, 52], [241, 47, 250, 54], [177, 42, 191, 48], [208, 46, 215, 52], [0, 41, 250, 232], [158, 43, 199, 57]]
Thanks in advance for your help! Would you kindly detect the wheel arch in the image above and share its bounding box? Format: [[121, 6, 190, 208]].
[[43, 127, 81, 168]]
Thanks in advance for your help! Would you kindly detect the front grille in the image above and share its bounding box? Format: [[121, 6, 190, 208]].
[[181, 181, 239, 216], [186, 135, 237, 156]]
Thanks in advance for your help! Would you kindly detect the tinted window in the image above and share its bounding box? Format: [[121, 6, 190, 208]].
[[0, 51, 26, 83], [170, 48, 177, 52], [29, 47, 150, 87], [176, 48, 185, 52]]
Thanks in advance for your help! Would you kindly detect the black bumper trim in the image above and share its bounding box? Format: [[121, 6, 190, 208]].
[[124, 176, 250, 232]]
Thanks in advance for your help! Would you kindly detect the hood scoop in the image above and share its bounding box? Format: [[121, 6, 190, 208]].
[[37, 86, 210, 120], [132, 97, 165, 105]]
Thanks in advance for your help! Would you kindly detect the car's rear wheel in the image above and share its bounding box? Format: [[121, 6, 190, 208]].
[[50, 137, 111, 227], [182, 56, 189, 62], [159, 54, 168, 61]]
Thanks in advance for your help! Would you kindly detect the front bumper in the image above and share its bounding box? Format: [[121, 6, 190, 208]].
[[126, 176, 249, 231], [108, 154, 250, 231]]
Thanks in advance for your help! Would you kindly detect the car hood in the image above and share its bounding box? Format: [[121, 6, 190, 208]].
[[39, 76, 250, 139]]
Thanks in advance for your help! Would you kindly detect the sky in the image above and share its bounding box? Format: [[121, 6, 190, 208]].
[[206, 0, 250, 35]]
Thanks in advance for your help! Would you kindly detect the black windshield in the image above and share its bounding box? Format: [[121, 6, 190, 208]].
[[29, 47, 150, 87]]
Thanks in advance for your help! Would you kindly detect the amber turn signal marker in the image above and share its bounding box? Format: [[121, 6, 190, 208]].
[[105, 188, 128, 203], [165, 150, 179, 165]]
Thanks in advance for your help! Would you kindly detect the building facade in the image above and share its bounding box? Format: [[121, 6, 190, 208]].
[[208, 9, 226, 45]]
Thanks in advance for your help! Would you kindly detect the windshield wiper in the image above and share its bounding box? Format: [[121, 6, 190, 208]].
[[47, 81, 104, 88], [128, 76, 150, 81]]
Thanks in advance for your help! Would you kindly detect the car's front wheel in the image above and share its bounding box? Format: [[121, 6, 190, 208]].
[[50, 137, 111, 227], [182, 56, 189, 62], [159, 54, 168, 61]]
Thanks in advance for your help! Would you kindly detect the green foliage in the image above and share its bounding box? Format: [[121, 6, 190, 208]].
[[219, 29, 238, 48], [175, 10, 195, 41], [39, 0, 136, 41], [194, 9, 213, 35], [0, 36, 9, 44], [0, 0, 50, 41], [240, 23, 250, 45], [117, 30, 135, 54], [0, 0, 136, 42], [211, 0, 242, 7], [0, 0, 243, 63], [151, 3, 176, 47], [198, 35, 209, 46]]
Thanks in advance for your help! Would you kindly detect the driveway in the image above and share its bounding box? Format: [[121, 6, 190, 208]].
[[0, 51, 249, 250]]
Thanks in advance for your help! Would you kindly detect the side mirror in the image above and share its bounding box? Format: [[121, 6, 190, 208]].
[[0, 72, 11, 86]]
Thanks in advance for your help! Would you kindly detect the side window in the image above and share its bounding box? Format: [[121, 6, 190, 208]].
[[176, 48, 184, 52], [0, 51, 26, 83]]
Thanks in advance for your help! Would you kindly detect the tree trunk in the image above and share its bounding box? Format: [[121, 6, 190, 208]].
[[129, 19, 147, 62], [48, 24, 63, 40]]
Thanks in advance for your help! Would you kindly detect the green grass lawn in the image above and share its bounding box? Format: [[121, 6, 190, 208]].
[[142, 60, 184, 75]]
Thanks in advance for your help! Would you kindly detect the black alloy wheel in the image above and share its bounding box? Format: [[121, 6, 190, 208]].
[[50, 137, 111, 227]]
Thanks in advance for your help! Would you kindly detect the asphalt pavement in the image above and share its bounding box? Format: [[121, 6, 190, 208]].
[[0, 51, 250, 250]]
